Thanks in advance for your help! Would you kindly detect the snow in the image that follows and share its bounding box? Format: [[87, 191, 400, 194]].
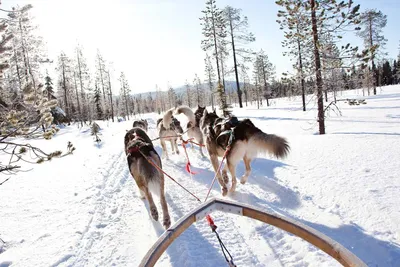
[[1, 85, 400, 266]]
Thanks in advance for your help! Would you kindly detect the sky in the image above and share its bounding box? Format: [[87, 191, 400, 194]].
[[2, 0, 400, 94]]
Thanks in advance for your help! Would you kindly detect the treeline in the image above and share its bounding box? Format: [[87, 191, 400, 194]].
[[1, 2, 399, 134]]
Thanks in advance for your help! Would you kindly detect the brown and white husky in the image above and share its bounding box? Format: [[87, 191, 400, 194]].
[[157, 109, 184, 159], [175, 105, 206, 157], [200, 109, 290, 196], [124, 127, 171, 229]]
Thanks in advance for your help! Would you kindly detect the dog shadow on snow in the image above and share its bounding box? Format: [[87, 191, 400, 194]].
[[151, 145, 400, 266]]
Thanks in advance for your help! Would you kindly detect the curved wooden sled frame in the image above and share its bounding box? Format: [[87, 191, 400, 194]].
[[140, 198, 366, 267]]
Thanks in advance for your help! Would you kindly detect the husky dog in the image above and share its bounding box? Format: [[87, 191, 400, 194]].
[[124, 127, 171, 229], [200, 109, 290, 196], [157, 109, 184, 159], [175, 105, 206, 157], [133, 119, 148, 132]]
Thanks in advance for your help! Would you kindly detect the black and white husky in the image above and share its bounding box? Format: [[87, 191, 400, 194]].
[[200, 109, 290, 196]]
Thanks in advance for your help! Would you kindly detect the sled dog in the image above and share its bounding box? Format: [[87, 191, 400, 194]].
[[175, 105, 206, 157], [132, 119, 148, 132], [157, 109, 184, 159], [124, 127, 171, 229], [200, 109, 290, 196]]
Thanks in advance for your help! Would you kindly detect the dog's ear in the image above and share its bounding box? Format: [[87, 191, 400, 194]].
[[212, 108, 216, 114], [126, 129, 128, 132], [203, 108, 208, 117]]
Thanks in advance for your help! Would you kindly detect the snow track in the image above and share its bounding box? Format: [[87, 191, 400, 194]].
[[2, 87, 400, 266]]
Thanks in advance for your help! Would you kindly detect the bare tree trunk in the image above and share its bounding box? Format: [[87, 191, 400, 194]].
[[260, 57, 270, 107], [311, 0, 325, 134], [210, 5, 222, 84], [107, 70, 114, 122], [227, 9, 243, 108], [368, 15, 377, 95], [73, 72, 82, 127], [296, 33, 306, 111], [61, 60, 69, 118]]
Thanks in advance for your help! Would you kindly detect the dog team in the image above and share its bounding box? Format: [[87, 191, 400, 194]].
[[124, 106, 290, 229]]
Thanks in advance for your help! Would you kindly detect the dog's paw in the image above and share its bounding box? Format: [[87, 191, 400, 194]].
[[240, 176, 248, 184], [176, 150, 180, 155], [163, 216, 171, 229], [150, 206, 159, 221], [221, 187, 228, 196]]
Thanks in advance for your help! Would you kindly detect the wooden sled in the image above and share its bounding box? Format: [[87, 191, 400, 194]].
[[140, 198, 367, 267]]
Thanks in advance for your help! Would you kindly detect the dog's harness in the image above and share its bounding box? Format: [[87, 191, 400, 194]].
[[213, 116, 239, 150]]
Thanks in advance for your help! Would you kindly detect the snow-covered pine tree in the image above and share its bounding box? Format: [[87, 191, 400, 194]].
[[75, 45, 91, 124], [95, 50, 109, 118], [193, 74, 204, 106], [184, 80, 192, 107], [93, 81, 103, 120], [44, 73, 54, 100], [118, 72, 130, 120], [106, 69, 115, 122], [204, 53, 216, 109], [167, 86, 177, 109]]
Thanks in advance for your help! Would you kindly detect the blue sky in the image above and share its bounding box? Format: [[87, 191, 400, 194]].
[[2, 0, 400, 93]]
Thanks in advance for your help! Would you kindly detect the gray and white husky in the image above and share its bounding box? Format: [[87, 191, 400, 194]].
[[124, 127, 171, 229], [157, 109, 184, 159], [175, 105, 206, 157], [200, 109, 290, 196]]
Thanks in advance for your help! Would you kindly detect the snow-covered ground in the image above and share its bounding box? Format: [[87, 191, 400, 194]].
[[1, 85, 400, 266]]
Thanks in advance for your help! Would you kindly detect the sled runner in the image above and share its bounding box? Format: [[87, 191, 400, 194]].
[[140, 198, 366, 267]]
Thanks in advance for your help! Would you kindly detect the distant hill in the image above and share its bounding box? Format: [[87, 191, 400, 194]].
[[131, 80, 247, 97]]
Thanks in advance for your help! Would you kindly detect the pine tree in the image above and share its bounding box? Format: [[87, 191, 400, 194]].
[[216, 82, 229, 116], [309, 0, 361, 135], [44, 74, 54, 100], [204, 53, 216, 109], [254, 50, 275, 106], [95, 50, 109, 118], [119, 72, 130, 120], [106, 69, 115, 122], [276, 0, 311, 111], [75, 45, 91, 124], [356, 9, 387, 95], [93, 81, 103, 120], [56, 52, 72, 118], [200, 0, 226, 85], [193, 73, 203, 106], [223, 6, 255, 108], [167, 86, 177, 108], [184, 80, 192, 107]]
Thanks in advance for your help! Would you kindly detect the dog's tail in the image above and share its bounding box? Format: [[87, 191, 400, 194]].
[[162, 109, 174, 129], [248, 132, 290, 159], [175, 105, 196, 126]]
